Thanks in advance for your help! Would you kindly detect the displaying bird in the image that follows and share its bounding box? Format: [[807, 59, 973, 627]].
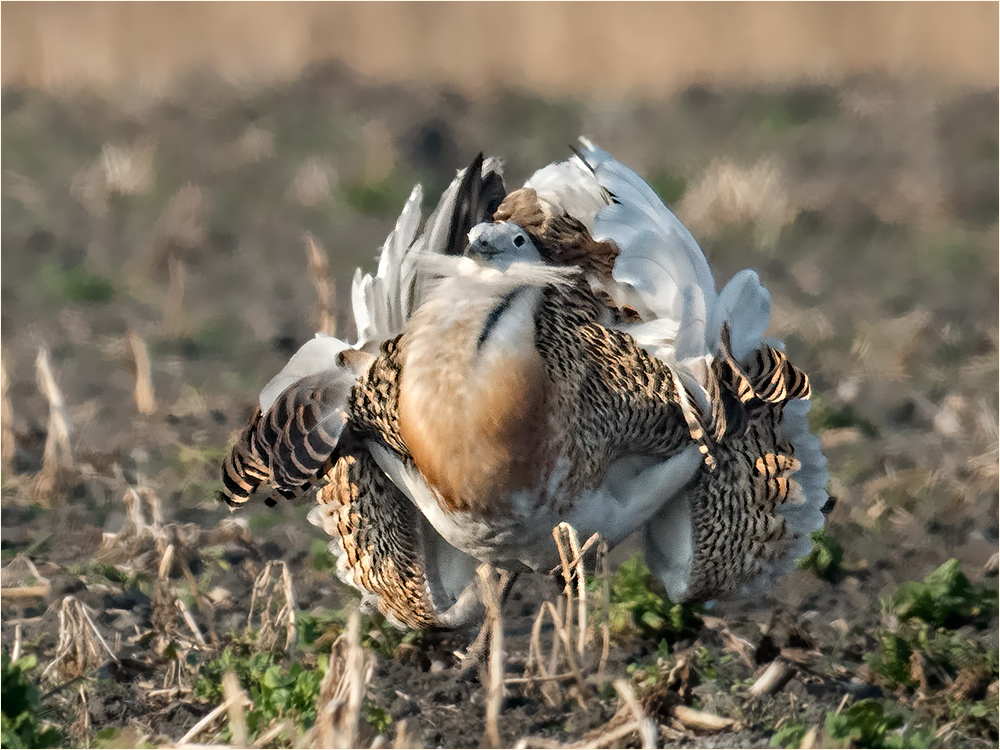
[[219, 140, 830, 630]]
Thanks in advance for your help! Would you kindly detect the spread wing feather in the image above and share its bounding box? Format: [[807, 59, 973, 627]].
[[221, 368, 355, 507], [579, 138, 718, 348], [353, 184, 424, 348]]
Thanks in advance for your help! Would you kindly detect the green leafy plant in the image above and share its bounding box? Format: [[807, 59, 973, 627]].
[[91, 726, 155, 749], [824, 700, 934, 749], [194, 641, 325, 741], [194, 630, 396, 745], [770, 721, 809, 748], [309, 538, 338, 573], [890, 558, 996, 630], [363, 705, 392, 734], [592, 554, 703, 640], [799, 528, 845, 582], [865, 560, 999, 695], [864, 631, 916, 691], [941, 695, 999, 745], [296, 606, 425, 659], [770, 701, 936, 749], [1, 651, 63, 749]]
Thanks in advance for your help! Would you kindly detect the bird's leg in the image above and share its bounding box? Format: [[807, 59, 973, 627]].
[[453, 568, 518, 679]]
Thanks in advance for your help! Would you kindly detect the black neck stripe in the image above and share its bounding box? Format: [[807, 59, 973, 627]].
[[477, 288, 524, 351]]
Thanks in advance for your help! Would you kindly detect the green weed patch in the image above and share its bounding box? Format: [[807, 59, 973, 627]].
[[1, 652, 63, 749], [591, 554, 703, 641]]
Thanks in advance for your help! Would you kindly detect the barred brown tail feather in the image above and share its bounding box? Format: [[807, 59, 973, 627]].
[[219, 372, 352, 508], [781, 356, 812, 400], [220, 408, 269, 507], [263, 372, 349, 490], [749, 346, 789, 403]]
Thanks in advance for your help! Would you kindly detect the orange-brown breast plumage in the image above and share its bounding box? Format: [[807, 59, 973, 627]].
[[397, 290, 551, 516]]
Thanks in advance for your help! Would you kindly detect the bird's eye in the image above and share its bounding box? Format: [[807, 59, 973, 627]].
[[513, 234, 526, 247]]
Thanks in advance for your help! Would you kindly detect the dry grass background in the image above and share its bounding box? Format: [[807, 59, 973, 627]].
[[1, 3, 998, 749], [3, 2, 998, 98]]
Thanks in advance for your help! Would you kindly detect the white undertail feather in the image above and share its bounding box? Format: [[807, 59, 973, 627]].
[[710, 268, 773, 363]]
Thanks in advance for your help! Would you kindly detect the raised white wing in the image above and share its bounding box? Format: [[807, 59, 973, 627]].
[[262, 156, 506, 406], [352, 185, 424, 349]]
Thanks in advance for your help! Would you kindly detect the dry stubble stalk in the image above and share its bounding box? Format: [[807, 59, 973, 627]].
[[552, 525, 577, 650], [1, 554, 51, 601], [1, 355, 14, 469], [221, 671, 249, 747], [614, 679, 657, 749], [306, 233, 337, 336], [163, 255, 187, 339], [670, 704, 736, 731], [309, 608, 377, 748], [343, 607, 365, 749], [598, 538, 610, 677], [128, 329, 157, 414], [42, 596, 118, 682], [479, 565, 505, 748], [34, 346, 73, 503], [749, 657, 795, 697]]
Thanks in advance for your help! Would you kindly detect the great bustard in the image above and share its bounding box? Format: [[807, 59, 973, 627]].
[[219, 141, 830, 630]]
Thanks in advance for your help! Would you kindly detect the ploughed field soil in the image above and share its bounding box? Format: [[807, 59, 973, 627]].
[[1, 65, 998, 748]]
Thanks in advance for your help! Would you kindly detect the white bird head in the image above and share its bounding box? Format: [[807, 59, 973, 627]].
[[465, 222, 541, 269]]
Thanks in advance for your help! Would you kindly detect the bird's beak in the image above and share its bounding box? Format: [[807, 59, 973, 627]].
[[464, 238, 494, 262]]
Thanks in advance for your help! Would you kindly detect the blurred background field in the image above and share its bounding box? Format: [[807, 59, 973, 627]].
[[1, 3, 998, 748]]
